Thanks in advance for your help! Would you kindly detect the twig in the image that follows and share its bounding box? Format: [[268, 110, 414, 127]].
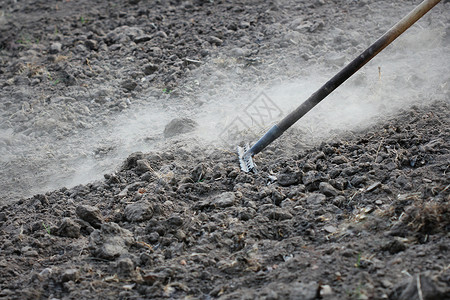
[[416, 274, 424, 300], [374, 138, 384, 162]]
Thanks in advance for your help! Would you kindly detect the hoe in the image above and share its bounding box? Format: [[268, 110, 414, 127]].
[[238, 0, 442, 172]]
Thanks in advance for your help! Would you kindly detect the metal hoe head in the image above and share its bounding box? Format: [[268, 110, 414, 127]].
[[237, 143, 256, 173]]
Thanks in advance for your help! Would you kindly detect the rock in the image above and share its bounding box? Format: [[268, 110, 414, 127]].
[[208, 36, 223, 46], [85, 39, 98, 50], [303, 171, 329, 191], [135, 159, 153, 175], [143, 63, 158, 75], [319, 182, 338, 197], [0, 212, 7, 222], [351, 175, 366, 187], [164, 117, 198, 138], [306, 193, 326, 205], [331, 156, 348, 164], [49, 42, 62, 54], [55, 217, 81, 238], [89, 222, 134, 260], [265, 208, 293, 220], [134, 35, 152, 43], [271, 189, 286, 206], [278, 172, 300, 187], [115, 257, 135, 278], [121, 79, 137, 91], [320, 285, 333, 296], [155, 31, 167, 38], [382, 239, 407, 254], [167, 214, 184, 227], [323, 225, 337, 234], [366, 181, 381, 192], [212, 192, 236, 208], [76, 205, 103, 228], [124, 200, 154, 222], [61, 269, 80, 283]]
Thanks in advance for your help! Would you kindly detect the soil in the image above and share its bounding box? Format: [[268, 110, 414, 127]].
[[0, 0, 449, 299]]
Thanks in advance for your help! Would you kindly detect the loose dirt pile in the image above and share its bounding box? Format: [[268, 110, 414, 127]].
[[0, 0, 449, 299]]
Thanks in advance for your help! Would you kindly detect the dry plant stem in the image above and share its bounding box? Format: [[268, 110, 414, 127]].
[[417, 274, 424, 300]]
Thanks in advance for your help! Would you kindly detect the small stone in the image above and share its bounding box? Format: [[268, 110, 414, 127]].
[[115, 258, 135, 278], [278, 172, 300, 187], [271, 189, 286, 206], [56, 217, 81, 238], [133, 35, 152, 43], [135, 159, 153, 175], [143, 63, 158, 75], [212, 192, 236, 208], [0, 212, 7, 222], [319, 182, 338, 197], [155, 31, 167, 38], [124, 200, 154, 222], [306, 193, 326, 205], [61, 269, 80, 283], [208, 36, 223, 46], [49, 42, 62, 54], [121, 79, 137, 91], [324, 225, 337, 233], [366, 181, 382, 192], [167, 214, 184, 227], [351, 175, 366, 187], [382, 239, 407, 254], [76, 205, 103, 228], [164, 117, 198, 138], [331, 156, 348, 164], [265, 208, 293, 220], [320, 285, 333, 296], [89, 222, 134, 260], [85, 39, 98, 50], [239, 21, 250, 28]]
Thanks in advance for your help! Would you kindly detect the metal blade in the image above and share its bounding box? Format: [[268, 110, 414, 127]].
[[237, 143, 257, 173]]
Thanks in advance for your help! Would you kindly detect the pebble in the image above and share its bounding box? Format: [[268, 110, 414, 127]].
[[306, 193, 326, 205], [134, 35, 152, 43], [76, 205, 103, 228], [366, 181, 382, 192], [124, 200, 154, 222], [49, 42, 62, 54], [121, 79, 137, 91], [277, 172, 300, 187], [208, 36, 223, 46], [323, 225, 337, 234], [85, 39, 98, 50], [212, 192, 236, 208], [143, 63, 158, 75], [61, 269, 80, 283], [319, 182, 338, 197], [331, 156, 348, 164], [89, 222, 134, 260], [56, 217, 81, 238]]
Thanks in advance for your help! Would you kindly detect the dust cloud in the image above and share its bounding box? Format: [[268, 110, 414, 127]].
[[60, 23, 449, 193], [195, 24, 449, 147]]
